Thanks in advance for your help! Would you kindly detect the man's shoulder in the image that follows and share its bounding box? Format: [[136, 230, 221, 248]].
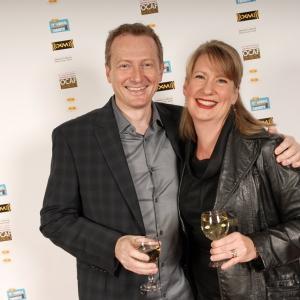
[[53, 101, 112, 134]]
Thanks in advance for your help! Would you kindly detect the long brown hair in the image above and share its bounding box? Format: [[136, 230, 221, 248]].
[[180, 40, 268, 142]]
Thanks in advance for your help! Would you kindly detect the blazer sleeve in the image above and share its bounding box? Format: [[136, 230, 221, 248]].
[[40, 127, 122, 275], [249, 138, 300, 271]]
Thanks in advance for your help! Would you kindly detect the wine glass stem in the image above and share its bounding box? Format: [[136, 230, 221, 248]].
[[148, 274, 155, 283]]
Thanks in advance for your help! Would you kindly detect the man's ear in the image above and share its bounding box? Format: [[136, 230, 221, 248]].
[[105, 64, 111, 83]]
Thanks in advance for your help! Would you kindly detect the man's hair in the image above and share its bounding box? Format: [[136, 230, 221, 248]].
[[105, 23, 163, 67]]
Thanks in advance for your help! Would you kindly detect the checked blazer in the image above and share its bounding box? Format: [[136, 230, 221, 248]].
[[40, 97, 184, 300]]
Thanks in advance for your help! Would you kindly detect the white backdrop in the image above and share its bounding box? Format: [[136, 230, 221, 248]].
[[0, 0, 299, 299]]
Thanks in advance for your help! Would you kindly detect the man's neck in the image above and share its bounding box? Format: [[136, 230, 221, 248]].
[[115, 100, 152, 135]]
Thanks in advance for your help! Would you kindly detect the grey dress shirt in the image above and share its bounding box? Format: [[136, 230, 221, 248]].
[[112, 99, 193, 300]]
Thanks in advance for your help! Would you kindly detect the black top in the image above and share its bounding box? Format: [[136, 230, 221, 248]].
[[179, 113, 234, 300]]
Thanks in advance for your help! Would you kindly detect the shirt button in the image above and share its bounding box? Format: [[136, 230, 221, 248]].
[[163, 293, 167, 298], [161, 262, 165, 268], [159, 230, 163, 235], [154, 198, 158, 203]]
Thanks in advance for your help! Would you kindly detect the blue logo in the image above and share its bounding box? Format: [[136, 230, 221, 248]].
[[7, 288, 26, 300], [163, 61, 172, 73], [236, 0, 256, 4], [250, 97, 270, 111], [49, 18, 70, 33], [0, 184, 7, 196]]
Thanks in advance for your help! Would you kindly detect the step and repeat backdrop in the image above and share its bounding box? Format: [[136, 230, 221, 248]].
[[0, 0, 299, 299]]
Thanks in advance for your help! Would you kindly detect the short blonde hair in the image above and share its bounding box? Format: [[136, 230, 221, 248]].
[[180, 40, 268, 141]]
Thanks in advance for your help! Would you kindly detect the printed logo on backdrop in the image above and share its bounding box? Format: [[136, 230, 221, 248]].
[[0, 219, 12, 242], [54, 56, 73, 63], [0, 204, 11, 213], [259, 117, 274, 126], [52, 39, 74, 51], [237, 10, 259, 22], [0, 184, 7, 196], [67, 97, 77, 111], [48, 0, 58, 3], [242, 45, 260, 61], [147, 23, 156, 29], [49, 19, 70, 33], [59, 72, 78, 89], [163, 61, 172, 73], [7, 289, 26, 300], [140, 0, 159, 15], [157, 81, 175, 92], [1, 249, 12, 263], [239, 26, 256, 34], [236, 0, 256, 4], [250, 97, 270, 111]]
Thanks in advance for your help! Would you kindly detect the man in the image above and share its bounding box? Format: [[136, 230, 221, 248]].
[[40, 23, 300, 300]]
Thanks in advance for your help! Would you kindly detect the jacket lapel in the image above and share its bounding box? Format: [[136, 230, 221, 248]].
[[92, 99, 145, 233], [156, 104, 182, 160], [214, 130, 261, 210]]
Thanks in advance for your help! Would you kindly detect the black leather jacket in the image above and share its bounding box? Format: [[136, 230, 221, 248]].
[[179, 127, 300, 300]]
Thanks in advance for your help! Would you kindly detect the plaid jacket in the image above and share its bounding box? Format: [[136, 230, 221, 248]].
[[40, 97, 183, 300]]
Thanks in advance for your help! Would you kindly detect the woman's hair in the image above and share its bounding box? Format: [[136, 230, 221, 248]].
[[105, 23, 163, 67], [179, 40, 269, 141]]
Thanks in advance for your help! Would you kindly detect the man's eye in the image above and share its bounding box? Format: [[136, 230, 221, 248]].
[[119, 64, 129, 69], [195, 74, 205, 79]]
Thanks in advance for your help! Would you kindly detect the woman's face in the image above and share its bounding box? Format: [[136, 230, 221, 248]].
[[184, 54, 238, 127]]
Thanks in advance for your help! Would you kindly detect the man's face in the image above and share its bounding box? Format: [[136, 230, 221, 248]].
[[106, 34, 163, 111]]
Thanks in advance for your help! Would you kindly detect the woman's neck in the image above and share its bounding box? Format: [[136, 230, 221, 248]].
[[194, 119, 225, 160]]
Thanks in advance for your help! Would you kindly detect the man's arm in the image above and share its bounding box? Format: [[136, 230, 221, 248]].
[[40, 128, 121, 275]]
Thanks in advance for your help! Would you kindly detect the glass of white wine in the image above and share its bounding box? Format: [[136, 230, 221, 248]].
[[135, 235, 161, 293], [201, 210, 230, 268]]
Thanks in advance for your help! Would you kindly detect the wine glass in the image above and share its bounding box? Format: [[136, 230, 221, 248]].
[[201, 210, 230, 268], [135, 235, 161, 293]]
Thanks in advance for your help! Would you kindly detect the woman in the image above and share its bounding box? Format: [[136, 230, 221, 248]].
[[179, 40, 300, 299]]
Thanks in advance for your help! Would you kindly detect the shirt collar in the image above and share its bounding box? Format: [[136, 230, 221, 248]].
[[112, 96, 163, 134]]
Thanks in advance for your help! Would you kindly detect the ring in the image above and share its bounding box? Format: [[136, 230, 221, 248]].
[[231, 249, 238, 258]]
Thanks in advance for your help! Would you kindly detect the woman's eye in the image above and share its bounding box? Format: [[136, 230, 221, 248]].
[[218, 78, 228, 84], [195, 74, 205, 79]]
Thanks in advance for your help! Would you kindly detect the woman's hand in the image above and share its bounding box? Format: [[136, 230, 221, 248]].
[[210, 232, 257, 270]]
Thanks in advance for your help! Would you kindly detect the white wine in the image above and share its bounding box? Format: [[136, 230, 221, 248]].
[[201, 212, 229, 240], [139, 244, 161, 263]]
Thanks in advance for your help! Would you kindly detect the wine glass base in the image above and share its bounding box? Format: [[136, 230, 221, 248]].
[[140, 282, 161, 293]]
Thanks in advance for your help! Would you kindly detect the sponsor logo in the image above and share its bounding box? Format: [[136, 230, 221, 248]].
[[236, 0, 256, 4], [0, 220, 12, 242], [157, 81, 175, 92], [66, 97, 76, 102], [259, 117, 274, 126], [242, 45, 260, 61], [0, 204, 11, 213], [52, 39, 74, 51], [239, 26, 256, 34], [249, 68, 258, 73], [48, 0, 58, 3], [54, 56, 72, 63], [250, 97, 270, 111], [0, 184, 7, 196], [140, 0, 159, 15], [1, 249, 12, 263], [163, 61, 172, 73], [7, 289, 26, 300], [147, 23, 156, 29], [250, 77, 259, 83], [68, 106, 77, 111], [49, 18, 70, 33], [59, 72, 78, 89], [237, 10, 259, 22]]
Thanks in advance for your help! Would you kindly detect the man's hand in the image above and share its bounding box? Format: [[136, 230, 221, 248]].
[[115, 235, 158, 275], [268, 127, 300, 167], [274, 135, 300, 168]]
